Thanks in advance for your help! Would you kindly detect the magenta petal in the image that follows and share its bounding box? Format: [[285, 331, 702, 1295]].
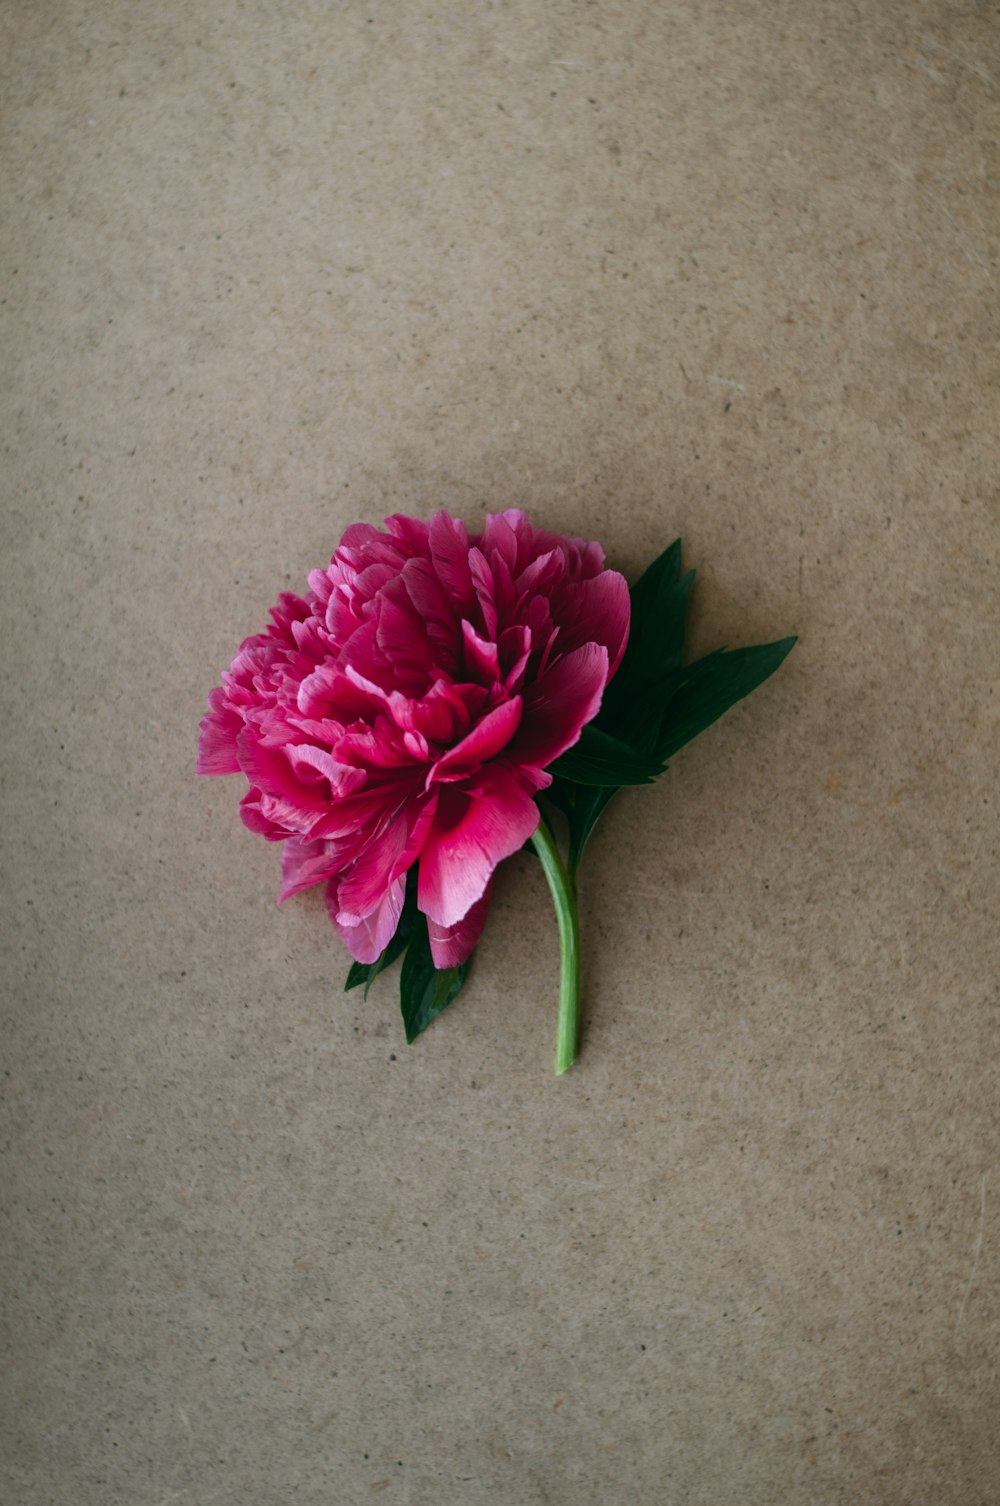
[[236, 729, 340, 826], [557, 570, 631, 677], [336, 791, 437, 918], [384, 512, 431, 552], [429, 697, 522, 785], [427, 882, 492, 968], [278, 837, 342, 902], [375, 592, 437, 679], [418, 765, 540, 928], [513, 547, 563, 600], [400, 558, 462, 667], [196, 687, 243, 775], [239, 787, 288, 840], [287, 743, 367, 795], [329, 872, 406, 964], [468, 547, 498, 637], [512, 642, 609, 768], [389, 678, 477, 745], [461, 618, 500, 684], [481, 511, 519, 573], [428, 512, 475, 613]]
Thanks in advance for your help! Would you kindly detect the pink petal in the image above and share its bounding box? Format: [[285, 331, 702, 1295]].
[[384, 513, 431, 552], [338, 520, 387, 554], [418, 764, 541, 928], [481, 511, 519, 573], [329, 872, 406, 964], [461, 618, 500, 684], [428, 882, 492, 968], [499, 624, 532, 693], [389, 678, 482, 746], [428, 512, 475, 614], [196, 687, 243, 775], [334, 716, 413, 771], [513, 548, 564, 600], [240, 786, 291, 840], [240, 725, 372, 810], [335, 791, 437, 919], [510, 642, 609, 769], [556, 570, 631, 677], [428, 697, 523, 786], [400, 558, 462, 667], [297, 661, 378, 721], [236, 731, 334, 832], [266, 592, 313, 643], [468, 548, 498, 637], [305, 780, 411, 842], [278, 837, 343, 902], [374, 591, 437, 679], [487, 508, 540, 574], [286, 743, 368, 795]]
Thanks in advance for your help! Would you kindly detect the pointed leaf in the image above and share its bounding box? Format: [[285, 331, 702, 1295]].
[[656, 637, 797, 762], [565, 784, 620, 870], [345, 959, 371, 992], [399, 910, 472, 1043], [627, 543, 692, 677], [599, 540, 695, 750], [548, 724, 665, 787]]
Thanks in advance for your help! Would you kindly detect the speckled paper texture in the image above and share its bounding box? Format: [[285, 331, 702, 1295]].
[[2, 3, 998, 1503]]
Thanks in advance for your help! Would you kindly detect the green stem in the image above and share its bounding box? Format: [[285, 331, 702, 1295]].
[[531, 820, 581, 1075]]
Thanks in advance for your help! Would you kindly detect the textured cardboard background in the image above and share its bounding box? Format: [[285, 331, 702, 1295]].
[[2, 3, 997, 1503]]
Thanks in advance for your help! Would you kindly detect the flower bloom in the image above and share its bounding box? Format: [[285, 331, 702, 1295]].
[[197, 510, 629, 968]]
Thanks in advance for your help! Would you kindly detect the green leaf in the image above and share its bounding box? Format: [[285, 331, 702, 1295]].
[[656, 637, 797, 762], [541, 781, 621, 873], [566, 784, 619, 871], [602, 658, 709, 754], [626, 539, 692, 677], [598, 540, 696, 752], [399, 912, 472, 1044], [344, 959, 371, 992], [538, 539, 794, 871], [548, 723, 665, 787]]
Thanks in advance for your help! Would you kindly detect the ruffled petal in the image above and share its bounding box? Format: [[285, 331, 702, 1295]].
[[335, 790, 437, 919], [278, 836, 343, 902], [461, 618, 500, 684], [196, 686, 243, 775], [329, 872, 406, 964], [427, 882, 492, 968], [555, 570, 631, 678], [418, 765, 540, 928], [427, 696, 522, 786], [428, 511, 475, 614], [510, 642, 609, 769]]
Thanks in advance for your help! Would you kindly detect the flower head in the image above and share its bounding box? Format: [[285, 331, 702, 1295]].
[[198, 509, 629, 968]]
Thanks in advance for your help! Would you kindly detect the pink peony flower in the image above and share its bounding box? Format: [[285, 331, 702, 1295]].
[[198, 509, 629, 969]]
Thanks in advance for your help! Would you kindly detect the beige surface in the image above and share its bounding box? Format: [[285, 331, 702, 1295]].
[[2, 3, 998, 1503]]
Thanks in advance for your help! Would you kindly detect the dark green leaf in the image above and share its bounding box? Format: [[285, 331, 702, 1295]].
[[549, 723, 665, 787], [656, 637, 797, 762], [564, 784, 620, 871], [600, 657, 716, 754], [599, 540, 696, 752], [539, 537, 794, 870], [626, 540, 692, 677], [399, 912, 472, 1044]]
